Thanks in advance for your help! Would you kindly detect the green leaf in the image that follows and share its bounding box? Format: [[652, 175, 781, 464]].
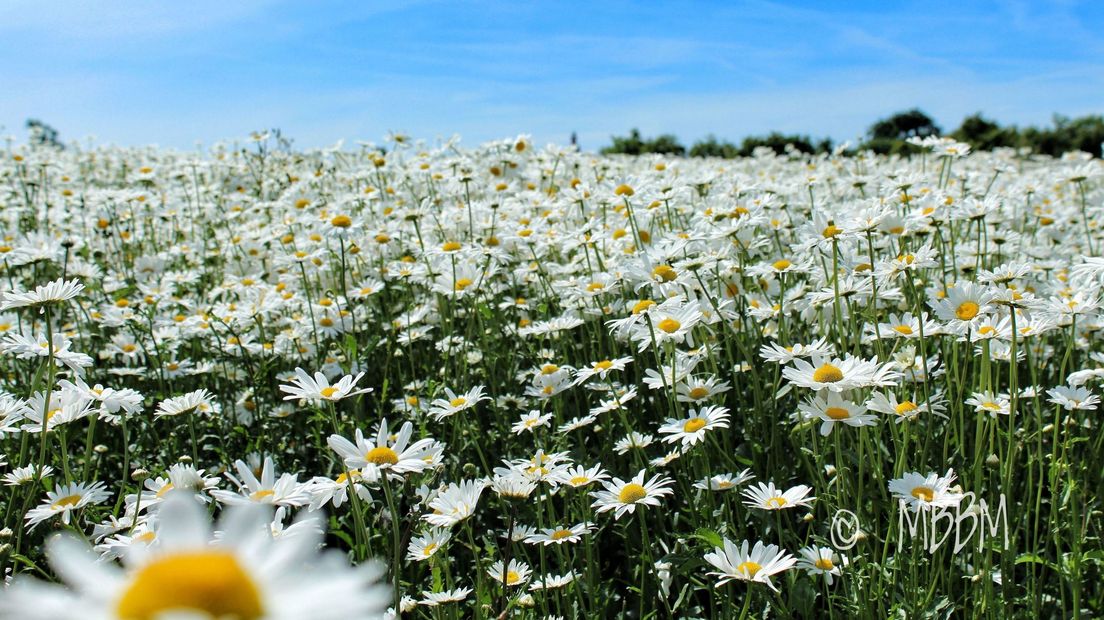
[[691, 527, 724, 548]]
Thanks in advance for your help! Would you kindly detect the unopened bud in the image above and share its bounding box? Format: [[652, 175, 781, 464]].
[[93, 444, 109, 454], [985, 454, 1000, 468], [131, 468, 150, 482]]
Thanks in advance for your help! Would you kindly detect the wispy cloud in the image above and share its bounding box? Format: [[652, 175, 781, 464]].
[[0, 0, 1100, 148]]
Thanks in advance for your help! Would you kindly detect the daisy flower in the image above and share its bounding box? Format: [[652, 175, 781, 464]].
[[797, 391, 877, 436], [524, 523, 595, 546], [865, 391, 947, 423], [591, 470, 674, 520], [0, 278, 84, 311], [427, 386, 490, 421], [742, 481, 816, 511], [423, 479, 486, 527], [551, 463, 610, 489], [889, 469, 964, 511], [419, 587, 472, 606], [2, 492, 389, 619], [407, 528, 451, 562], [931, 281, 995, 331], [632, 302, 702, 351], [614, 432, 654, 455], [658, 405, 731, 446], [25, 481, 111, 530], [1046, 385, 1100, 410], [327, 418, 439, 482], [675, 375, 731, 403], [279, 368, 372, 403], [759, 338, 832, 364], [155, 389, 219, 417], [529, 572, 577, 591], [782, 354, 901, 392], [211, 457, 310, 508], [487, 559, 532, 588], [573, 357, 632, 385], [797, 546, 846, 585], [511, 410, 553, 434], [694, 470, 755, 492], [703, 538, 797, 591], [965, 391, 1012, 417]]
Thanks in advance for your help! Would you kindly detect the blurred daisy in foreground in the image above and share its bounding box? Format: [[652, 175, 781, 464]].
[[1, 492, 389, 619], [703, 538, 796, 591]]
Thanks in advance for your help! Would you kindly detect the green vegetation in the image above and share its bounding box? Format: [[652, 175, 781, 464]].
[[602, 110, 1104, 158]]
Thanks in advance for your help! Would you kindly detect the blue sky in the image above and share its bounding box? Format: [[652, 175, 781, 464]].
[[1, 0, 1101, 150]]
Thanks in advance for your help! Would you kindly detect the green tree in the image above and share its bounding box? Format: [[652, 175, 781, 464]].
[[862, 109, 940, 155], [951, 113, 1021, 151], [689, 135, 739, 158]]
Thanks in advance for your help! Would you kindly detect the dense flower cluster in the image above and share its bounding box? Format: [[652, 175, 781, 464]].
[[0, 133, 1100, 618]]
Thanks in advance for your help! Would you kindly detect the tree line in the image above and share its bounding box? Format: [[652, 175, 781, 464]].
[[599, 109, 1104, 158]]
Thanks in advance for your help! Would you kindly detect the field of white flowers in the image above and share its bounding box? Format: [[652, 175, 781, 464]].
[[0, 132, 1101, 619]]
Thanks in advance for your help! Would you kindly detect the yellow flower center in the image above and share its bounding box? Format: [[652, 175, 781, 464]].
[[441, 241, 462, 252], [657, 318, 681, 333], [614, 184, 634, 197], [911, 486, 934, 502], [550, 529, 574, 540], [652, 265, 677, 282], [593, 360, 614, 371], [688, 386, 709, 400], [766, 496, 788, 508], [955, 301, 979, 321], [618, 483, 647, 504], [249, 489, 275, 501], [115, 551, 263, 620], [683, 418, 708, 433], [822, 224, 841, 238], [449, 397, 467, 408], [631, 299, 655, 314], [893, 325, 913, 335], [825, 407, 850, 420], [978, 325, 996, 335], [330, 214, 352, 228], [569, 476, 589, 486], [772, 259, 792, 271], [156, 483, 175, 499], [319, 386, 339, 399], [454, 278, 474, 291], [366, 446, 399, 465], [737, 561, 762, 576], [813, 364, 844, 383], [814, 558, 835, 570], [895, 401, 918, 415], [422, 542, 438, 556], [981, 401, 1001, 411], [51, 494, 82, 509], [504, 570, 522, 585]]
